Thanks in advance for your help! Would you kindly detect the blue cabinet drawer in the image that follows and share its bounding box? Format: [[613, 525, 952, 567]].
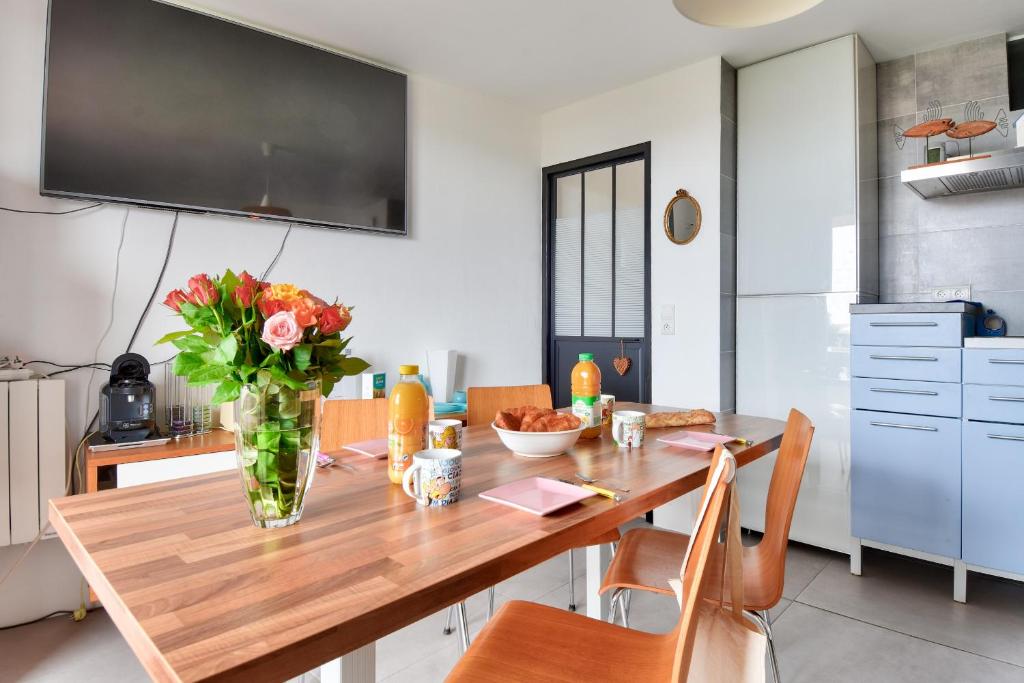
[[851, 346, 961, 383], [964, 349, 1024, 387], [852, 378, 961, 418], [963, 384, 1024, 424], [963, 420, 1024, 573], [851, 313, 969, 347], [851, 410, 961, 557]]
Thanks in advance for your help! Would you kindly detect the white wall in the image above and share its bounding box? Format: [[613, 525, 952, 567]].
[[0, 0, 541, 626], [540, 57, 724, 411], [541, 58, 724, 534]]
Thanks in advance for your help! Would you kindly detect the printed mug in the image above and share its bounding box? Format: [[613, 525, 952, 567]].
[[428, 419, 463, 450], [612, 410, 646, 448], [600, 394, 616, 427], [402, 449, 462, 507]]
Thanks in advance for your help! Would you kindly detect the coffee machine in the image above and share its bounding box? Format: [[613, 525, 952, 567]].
[[99, 353, 157, 442]]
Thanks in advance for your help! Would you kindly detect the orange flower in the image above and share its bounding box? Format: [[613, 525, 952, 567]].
[[232, 271, 259, 308], [289, 297, 320, 328], [163, 289, 189, 312], [187, 274, 219, 306], [266, 283, 303, 303], [319, 305, 352, 334]]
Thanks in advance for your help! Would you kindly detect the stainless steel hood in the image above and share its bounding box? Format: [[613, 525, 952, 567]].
[[901, 146, 1024, 198]]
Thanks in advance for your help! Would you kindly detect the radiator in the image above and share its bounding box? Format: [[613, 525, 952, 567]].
[[1, 379, 65, 546]]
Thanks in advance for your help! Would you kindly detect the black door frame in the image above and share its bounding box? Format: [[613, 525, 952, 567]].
[[541, 142, 652, 403]]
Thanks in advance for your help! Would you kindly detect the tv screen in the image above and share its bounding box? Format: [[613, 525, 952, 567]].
[[42, 0, 407, 234]]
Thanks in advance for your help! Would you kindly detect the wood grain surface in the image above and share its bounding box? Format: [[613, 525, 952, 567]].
[[50, 404, 784, 683]]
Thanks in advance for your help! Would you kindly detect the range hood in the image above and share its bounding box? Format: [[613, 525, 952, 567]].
[[901, 146, 1024, 199]]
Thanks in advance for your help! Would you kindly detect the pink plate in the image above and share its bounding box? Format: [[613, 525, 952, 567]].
[[341, 437, 389, 459], [657, 431, 733, 452], [478, 477, 597, 516]]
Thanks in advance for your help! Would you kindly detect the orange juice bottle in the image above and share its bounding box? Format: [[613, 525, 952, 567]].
[[571, 353, 602, 439], [387, 365, 429, 484]]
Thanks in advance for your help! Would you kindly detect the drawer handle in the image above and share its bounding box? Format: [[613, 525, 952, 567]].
[[987, 434, 1024, 442], [990, 396, 1024, 403], [868, 322, 938, 327], [869, 354, 938, 362], [870, 421, 938, 432], [870, 388, 939, 396], [989, 359, 1024, 365]]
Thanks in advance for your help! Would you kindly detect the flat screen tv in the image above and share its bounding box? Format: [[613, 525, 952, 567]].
[[42, 0, 407, 234]]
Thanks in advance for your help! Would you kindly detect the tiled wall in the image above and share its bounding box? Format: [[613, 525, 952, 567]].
[[720, 59, 737, 412], [876, 34, 1024, 328]]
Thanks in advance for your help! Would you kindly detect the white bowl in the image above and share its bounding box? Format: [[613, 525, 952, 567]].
[[491, 422, 585, 458]]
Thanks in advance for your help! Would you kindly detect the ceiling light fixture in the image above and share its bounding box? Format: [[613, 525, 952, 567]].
[[671, 0, 824, 28]]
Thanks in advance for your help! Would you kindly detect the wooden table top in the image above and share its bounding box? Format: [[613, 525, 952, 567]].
[[50, 404, 785, 683]]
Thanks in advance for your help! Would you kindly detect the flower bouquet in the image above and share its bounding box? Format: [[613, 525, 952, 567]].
[[159, 270, 368, 527]]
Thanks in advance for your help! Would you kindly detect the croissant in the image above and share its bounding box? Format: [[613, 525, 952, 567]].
[[644, 409, 716, 429]]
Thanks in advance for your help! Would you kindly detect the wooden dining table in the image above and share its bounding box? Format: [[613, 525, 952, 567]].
[[49, 403, 785, 683]]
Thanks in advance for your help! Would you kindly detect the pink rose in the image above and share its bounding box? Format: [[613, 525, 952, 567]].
[[261, 311, 303, 352]]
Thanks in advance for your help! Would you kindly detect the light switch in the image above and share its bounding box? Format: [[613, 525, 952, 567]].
[[660, 304, 675, 335]]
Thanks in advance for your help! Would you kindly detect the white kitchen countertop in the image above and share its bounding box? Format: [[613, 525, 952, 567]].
[[964, 337, 1024, 349]]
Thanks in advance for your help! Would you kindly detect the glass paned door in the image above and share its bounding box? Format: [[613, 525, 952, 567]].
[[545, 145, 650, 408]]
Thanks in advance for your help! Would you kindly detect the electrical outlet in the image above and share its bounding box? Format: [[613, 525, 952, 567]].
[[932, 285, 971, 301]]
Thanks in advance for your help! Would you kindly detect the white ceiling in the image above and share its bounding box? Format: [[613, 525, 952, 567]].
[[179, 0, 1024, 111]]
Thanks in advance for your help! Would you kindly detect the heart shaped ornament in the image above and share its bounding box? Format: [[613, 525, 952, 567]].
[[613, 355, 631, 376]]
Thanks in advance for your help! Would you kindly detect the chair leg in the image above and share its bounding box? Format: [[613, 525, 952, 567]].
[[619, 590, 630, 629], [442, 605, 455, 635], [456, 602, 471, 654], [568, 550, 576, 612], [749, 609, 780, 683], [487, 586, 495, 620], [607, 588, 623, 624]]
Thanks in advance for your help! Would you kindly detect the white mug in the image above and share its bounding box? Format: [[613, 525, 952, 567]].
[[612, 410, 646, 448], [402, 449, 462, 507], [428, 419, 463, 450]]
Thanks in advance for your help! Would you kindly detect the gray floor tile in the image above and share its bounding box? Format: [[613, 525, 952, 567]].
[[797, 549, 1024, 667], [0, 610, 147, 683], [773, 602, 1024, 683]]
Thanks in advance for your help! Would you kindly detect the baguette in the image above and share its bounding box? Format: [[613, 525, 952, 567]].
[[644, 409, 716, 429]]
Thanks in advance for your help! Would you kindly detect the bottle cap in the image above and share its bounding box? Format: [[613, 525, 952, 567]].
[[578, 353, 594, 361], [399, 364, 419, 375]]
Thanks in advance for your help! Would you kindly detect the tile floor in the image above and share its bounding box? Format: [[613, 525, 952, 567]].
[[5, 525, 1024, 682]]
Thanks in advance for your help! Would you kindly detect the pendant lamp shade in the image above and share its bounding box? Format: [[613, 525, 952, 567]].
[[671, 0, 824, 28]]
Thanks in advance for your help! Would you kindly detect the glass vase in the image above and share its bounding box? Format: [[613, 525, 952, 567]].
[[233, 379, 321, 528]]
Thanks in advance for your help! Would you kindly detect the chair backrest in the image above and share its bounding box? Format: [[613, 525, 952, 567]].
[[758, 408, 815, 606], [668, 445, 736, 681], [319, 398, 388, 452], [466, 385, 553, 427]]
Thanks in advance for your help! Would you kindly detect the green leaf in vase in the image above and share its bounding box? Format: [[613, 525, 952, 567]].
[[187, 363, 232, 386], [211, 379, 242, 404], [213, 334, 239, 364], [293, 344, 313, 371], [155, 329, 195, 345], [172, 335, 211, 353], [173, 352, 204, 376], [256, 425, 281, 452], [340, 357, 371, 376]]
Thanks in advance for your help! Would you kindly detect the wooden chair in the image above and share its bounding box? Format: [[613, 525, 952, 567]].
[[599, 408, 814, 682], [446, 446, 740, 683], [319, 398, 389, 452], [467, 384, 620, 610]]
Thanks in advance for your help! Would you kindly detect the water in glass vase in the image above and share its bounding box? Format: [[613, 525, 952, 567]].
[[233, 379, 322, 528]]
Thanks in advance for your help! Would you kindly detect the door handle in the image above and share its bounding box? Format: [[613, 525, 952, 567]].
[[869, 355, 938, 362], [987, 434, 1024, 442], [869, 421, 938, 432], [989, 396, 1024, 403], [989, 359, 1024, 365], [870, 388, 938, 396], [868, 321, 937, 327]]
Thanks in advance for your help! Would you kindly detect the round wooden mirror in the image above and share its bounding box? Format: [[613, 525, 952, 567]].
[[663, 189, 701, 245]]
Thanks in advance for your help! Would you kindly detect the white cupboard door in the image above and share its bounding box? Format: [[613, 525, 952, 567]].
[[737, 35, 858, 296], [736, 293, 855, 552]]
